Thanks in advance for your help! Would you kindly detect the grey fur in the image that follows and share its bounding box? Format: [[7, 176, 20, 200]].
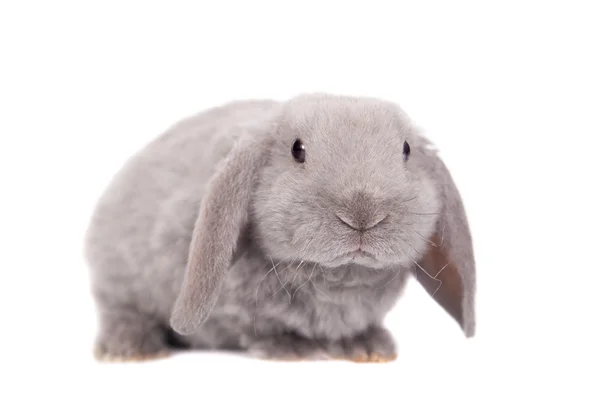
[[84, 93, 476, 361]]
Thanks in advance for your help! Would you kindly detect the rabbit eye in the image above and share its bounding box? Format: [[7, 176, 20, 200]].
[[403, 140, 410, 161], [291, 139, 306, 163]]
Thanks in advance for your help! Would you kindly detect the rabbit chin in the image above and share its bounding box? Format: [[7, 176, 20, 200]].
[[319, 252, 399, 270]]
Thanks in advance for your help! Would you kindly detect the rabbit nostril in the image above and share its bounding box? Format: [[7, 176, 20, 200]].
[[369, 214, 388, 229], [336, 213, 359, 230], [336, 213, 387, 231]]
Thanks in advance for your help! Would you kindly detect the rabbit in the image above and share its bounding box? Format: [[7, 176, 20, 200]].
[[84, 93, 476, 363]]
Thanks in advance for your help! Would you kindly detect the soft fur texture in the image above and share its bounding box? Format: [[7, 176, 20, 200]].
[[84, 93, 476, 362]]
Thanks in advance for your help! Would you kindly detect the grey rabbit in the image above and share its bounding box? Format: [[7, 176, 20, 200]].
[[84, 93, 476, 363]]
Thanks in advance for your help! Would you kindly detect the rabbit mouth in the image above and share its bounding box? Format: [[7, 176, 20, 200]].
[[348, 249, 375, 259], [333, 249, 377, 263], [324, 249, 382, 267]]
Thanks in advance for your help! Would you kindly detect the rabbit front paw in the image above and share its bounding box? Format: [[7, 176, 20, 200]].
[[246, 332, 329, 361], [329, 326, 397, 363]]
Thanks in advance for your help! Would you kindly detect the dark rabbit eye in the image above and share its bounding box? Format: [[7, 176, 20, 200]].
[[291, 139, 306, 163], [403, 140, 410, 161]]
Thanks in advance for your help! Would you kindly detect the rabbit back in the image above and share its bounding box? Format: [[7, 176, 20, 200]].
[[84, 99, 280, 320]]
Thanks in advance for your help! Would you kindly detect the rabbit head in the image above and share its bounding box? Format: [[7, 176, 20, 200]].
[[170, 93, 476, 337], [252, 94, 441, 270]]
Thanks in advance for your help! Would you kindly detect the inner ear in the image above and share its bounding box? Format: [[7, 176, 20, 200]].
[[413, 233, 464, 327]]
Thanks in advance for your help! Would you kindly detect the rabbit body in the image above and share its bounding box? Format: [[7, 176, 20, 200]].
[[85, 94, 475, 362]]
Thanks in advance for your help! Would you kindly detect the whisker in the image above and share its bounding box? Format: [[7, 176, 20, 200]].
[[377, 265, 405, 289], [255, 264, 277, 306], [253, 257, 288, 336], [270, 256, 291, 302], [401, 195, 419, 203], [406, 211, 453, 216], [254, 314, 257, 337], [254, 233, 317, 335], [318, 265, 328, 288], [409, 256, 444, 297], [399, 236, 424, 257], [290, 260, 305, 287], [398, 238, 447, 297], [438, 221, 445, 247], [310, 276, 332, 301], [293, 264, 316, 299], [433, 263, 449, 279], [411, 230, 438, 247], [398, 235, 428, 262], [268, 259, 298, 299]]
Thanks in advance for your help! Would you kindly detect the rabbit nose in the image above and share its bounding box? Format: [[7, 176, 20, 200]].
[[336, 191, 387, 231]]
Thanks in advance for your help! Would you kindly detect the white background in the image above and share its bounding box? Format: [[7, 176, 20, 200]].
[[1, 1, 599, 399]]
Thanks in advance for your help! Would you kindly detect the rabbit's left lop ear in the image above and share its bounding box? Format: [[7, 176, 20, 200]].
[[170, 128, 273, 335], [413, 155, 477, 337]]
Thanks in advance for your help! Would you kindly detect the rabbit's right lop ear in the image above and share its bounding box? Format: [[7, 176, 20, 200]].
[[170, 130, 272, 335]]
